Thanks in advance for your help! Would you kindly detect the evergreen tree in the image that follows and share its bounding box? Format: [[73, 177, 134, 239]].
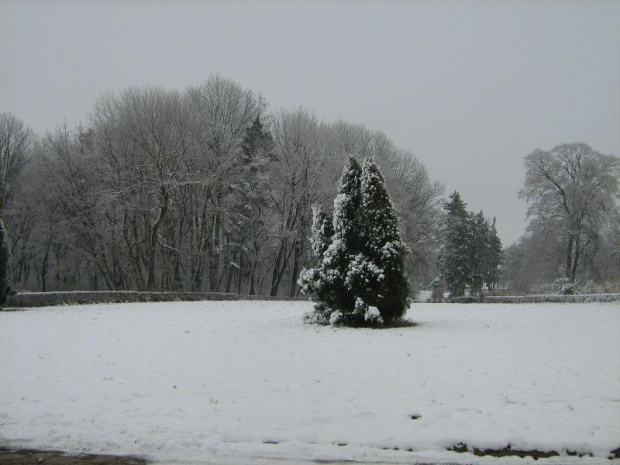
[[240, 115, 274, 171], [439, 191, 471, 296], [298, 204, 334, 300], [229, 115, 274, 294], [439, 194, 503, 298], [0, 217, 14, 307], [310, 204, 334, 258], [483, 218, 503, 289], [301, 157, 410, 326], [354, 158, 410, 323], [468, 211, 488, 296], [318, 156, 364, 317]]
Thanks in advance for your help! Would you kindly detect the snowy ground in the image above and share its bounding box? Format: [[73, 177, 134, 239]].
[[0, 301, 618, 465]]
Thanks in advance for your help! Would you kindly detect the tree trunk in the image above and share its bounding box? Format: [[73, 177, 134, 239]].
[[237, 251, 244, 295], [289, 239, 301, 297], [225, 249, 237, 294], [146, 187, 169, 291], [190, 203, 211, 292], [249, 258, 256, 295], [270, 239, 287, 296], [209, 213, 220, 291], [565, 235, 574, 280], [570, 236, 581, 282], [123, 210, 146, 291], [40, 247, 50, 292]]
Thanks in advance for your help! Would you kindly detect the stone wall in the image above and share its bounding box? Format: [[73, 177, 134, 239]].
[[5, 291, 306, 308]]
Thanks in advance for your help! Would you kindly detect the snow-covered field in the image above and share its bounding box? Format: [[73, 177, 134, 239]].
[[1, 301, 618, 465]]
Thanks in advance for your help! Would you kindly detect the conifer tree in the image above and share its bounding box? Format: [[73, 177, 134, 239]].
[[0, 217, 14, 307], [439, 191, 471, 296], [319, 156, 364, 316], [355, 158, 410, 323], [298, 204, 334, 300], [301, 157, 410, 326], [469, 211, 488, 296], [228, 115, 274, 294], [484, 218, 503, 289], [310, 204, 334, 258], [240, 115, 274, 171]]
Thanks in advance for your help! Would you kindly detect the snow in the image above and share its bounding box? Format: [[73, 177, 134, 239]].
[[1, 301, 619, 465], [363, 306, 383, 324]]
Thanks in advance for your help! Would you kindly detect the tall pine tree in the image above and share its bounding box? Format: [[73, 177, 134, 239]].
[[440, 191, 471, 296], [469, 211, 488, 296], [356, 158, 410, 323], [483, 218, 503, 289], [229, 115, 274, 294], [318, 156, 365, 318], [439, 194, 503, 298]]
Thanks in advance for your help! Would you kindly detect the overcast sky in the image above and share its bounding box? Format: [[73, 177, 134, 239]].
[[1, 0, 619, 245]]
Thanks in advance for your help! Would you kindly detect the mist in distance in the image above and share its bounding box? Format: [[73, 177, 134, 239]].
[[1, 0, 619, 246]]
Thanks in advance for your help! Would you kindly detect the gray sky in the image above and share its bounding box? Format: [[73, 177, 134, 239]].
[[1, 0, 619, 246]]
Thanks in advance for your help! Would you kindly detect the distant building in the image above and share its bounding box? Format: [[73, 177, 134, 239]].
[[430, 276, 444, 303]]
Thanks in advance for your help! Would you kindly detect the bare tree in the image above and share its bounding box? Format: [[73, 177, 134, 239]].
[[0, 113, 33, 211], [185, 76, 266, 292], [2, 76, 446, 296], [520, 143, 620, 282], [92, 87, 194, 290], [268, 108, 329, 296]]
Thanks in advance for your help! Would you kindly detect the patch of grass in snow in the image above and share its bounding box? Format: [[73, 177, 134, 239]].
[[448, 442, 605, 460]]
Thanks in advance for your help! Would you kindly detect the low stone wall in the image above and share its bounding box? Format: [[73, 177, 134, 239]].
[[484, 293, 620, 304], [6, 291, 306, 308]]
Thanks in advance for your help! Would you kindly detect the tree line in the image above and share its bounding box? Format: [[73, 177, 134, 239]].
[[3, 77, 616, 297], [0, 76, 444, 296]]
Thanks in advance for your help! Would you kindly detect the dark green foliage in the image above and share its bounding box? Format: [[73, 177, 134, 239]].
[[440, 192, 471, 296], [228, 115, 274, 294], [357, 158, 410, 323], [300, 157, 410, 326], [468, 211, 487, 296], [240, 116, 274, 170], [484, 218, 503, 289], [439, 192, 503, 297], [0, 217, 14, 306], [318, 156, 365, 315]]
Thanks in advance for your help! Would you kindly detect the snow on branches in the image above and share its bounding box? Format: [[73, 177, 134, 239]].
[[299, 156, 410, 326]]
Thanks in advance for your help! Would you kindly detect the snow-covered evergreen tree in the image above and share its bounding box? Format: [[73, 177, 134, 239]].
[[310, 204, 334, 258], [318, 156, 364, 318], [301, 156, 410, 326], [298, 204, 334, 301], [439, 191, 471, 297], [352, 158, 410, 323]]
